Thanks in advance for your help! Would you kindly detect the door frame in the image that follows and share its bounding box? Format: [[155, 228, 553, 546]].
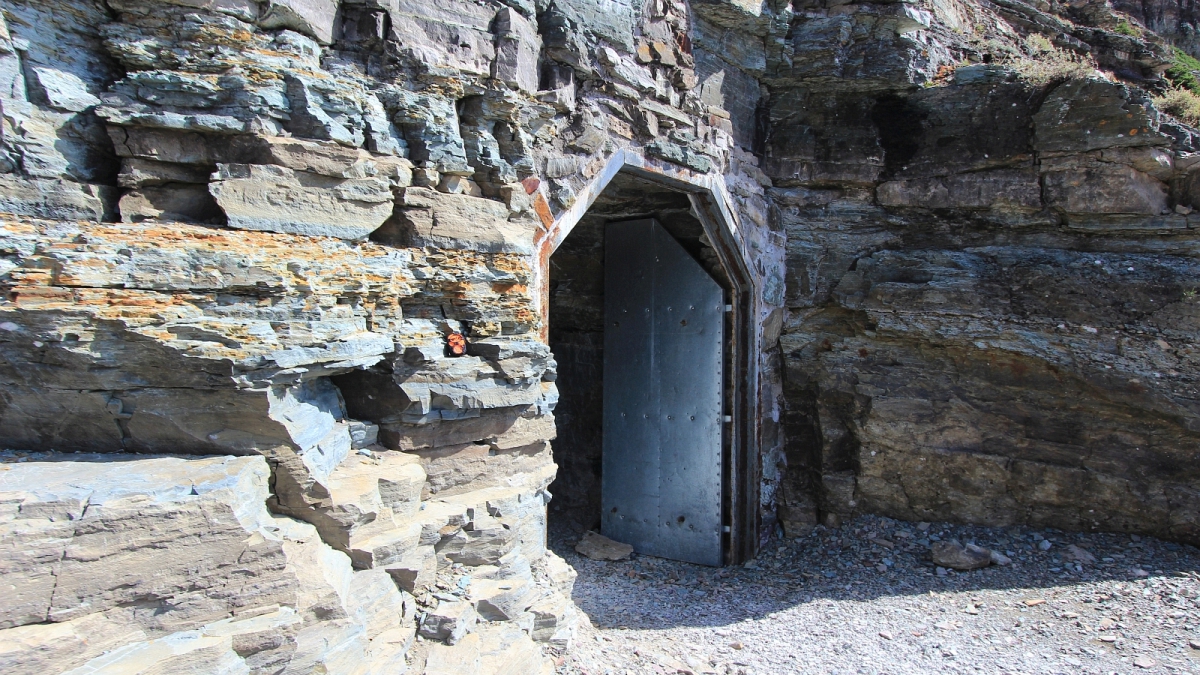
[[533, 149, 762, 565]]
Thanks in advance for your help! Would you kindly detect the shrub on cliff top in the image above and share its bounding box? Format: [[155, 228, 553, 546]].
[[1153, 87, 1200, 127], [1155, 48, 1200, 127], [1113, 20, 1141, 37], [1165, 47, 1200, 94], [1006, 35, 1098, 85]]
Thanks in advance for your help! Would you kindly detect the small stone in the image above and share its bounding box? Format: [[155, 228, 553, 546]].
[[650, 41, 677, 66], [1189, 639, 1200, 650], [545, 157, 578, 179], [438, 174, 472, 194], [499, 183, 531, 213], [931, 541, 991, 570], [878, 631, 893, 640], [419, 600, 478, 645], [413, 167, 440, 187], [1023, 598, 1045, 607], [1065, 544, 1096, 563], [989, 550, 1012, 566], [1175, 204, 1192, 215], [1038, 539, 1052, 551], [1130, 567, 1149, 578], [916, 522, 931, 531], [598, 46, 621, 66], [936, 566, 949, 576], [1099, 636, 1117, 642], [1133, 656, 1155, 668], [575, 531, 634, 561], [963, 604, 979, 615], [729, 642, 744, 650]]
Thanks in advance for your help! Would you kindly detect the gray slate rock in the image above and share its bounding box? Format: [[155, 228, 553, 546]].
[[209, 163, 394, 240], [930, 540, 992, 571], [259, 0, 338, 44], [575, 531, 634, 561]]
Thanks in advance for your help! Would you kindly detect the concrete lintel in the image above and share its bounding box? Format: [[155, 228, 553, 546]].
[[545, 148, 744, 255]]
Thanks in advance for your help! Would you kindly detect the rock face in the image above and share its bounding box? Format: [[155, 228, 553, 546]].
[[768, 0, 1200, 546], [0, 0, 1198, 669], [0, 0, 778, 670], [0, 452, 419, 673]]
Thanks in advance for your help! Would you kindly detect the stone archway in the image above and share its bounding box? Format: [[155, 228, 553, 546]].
[[535, 150, 762, 565]]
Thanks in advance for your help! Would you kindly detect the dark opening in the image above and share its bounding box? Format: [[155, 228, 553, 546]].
[[546, 172, 731, 540]]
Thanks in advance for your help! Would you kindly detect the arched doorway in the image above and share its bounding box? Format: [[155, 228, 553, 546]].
[[539, 152, 761, 565]]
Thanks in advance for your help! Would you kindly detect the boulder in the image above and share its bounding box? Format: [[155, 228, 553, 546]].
[[0, 175, 110, 221], [259, 0, 337, 44], [493, 8, 541, 94], [209, 163, 395, 240], [28, 67, 99, 112], [423, 624, 555, 675], [380, 187, 538, 253], [419, 600, 478, 644], [470, 577, 537, 621]]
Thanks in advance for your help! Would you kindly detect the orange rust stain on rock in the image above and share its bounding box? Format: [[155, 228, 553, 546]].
[[532, 193, 554, 230], [491, 282, 527, 294]]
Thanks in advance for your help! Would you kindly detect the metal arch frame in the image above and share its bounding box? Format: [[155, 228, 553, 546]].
[[533, 149, 762, 565]]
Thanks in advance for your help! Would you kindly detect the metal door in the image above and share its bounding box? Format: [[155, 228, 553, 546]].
[[601, 219, 724, 566]]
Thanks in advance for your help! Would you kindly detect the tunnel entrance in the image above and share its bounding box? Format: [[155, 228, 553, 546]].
[[547, 171, 736, 565]]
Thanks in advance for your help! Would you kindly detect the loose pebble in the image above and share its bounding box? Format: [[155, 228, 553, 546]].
[[551, 515, 1200, 674]]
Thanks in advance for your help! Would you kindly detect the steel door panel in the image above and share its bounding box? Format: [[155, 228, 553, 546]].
[[601, 219, 724, 566]]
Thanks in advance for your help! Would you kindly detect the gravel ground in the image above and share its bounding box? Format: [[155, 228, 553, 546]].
[[547, 516, 1200, 675]]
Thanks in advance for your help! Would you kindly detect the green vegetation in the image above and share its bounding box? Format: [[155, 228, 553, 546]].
[[1113, 20, 1141, 37], [1156, 48, 1200, 127], [1153, 87, 1200, 126], [1165, 47, 1200, 94]]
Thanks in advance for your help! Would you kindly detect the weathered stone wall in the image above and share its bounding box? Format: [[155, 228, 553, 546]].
[[0, 0, 783, 671], [4, 0, 1200, 669], [765, 0, 1200, 545]]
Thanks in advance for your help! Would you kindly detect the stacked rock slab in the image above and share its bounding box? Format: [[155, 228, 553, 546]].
[[0, 453, 419, 673]]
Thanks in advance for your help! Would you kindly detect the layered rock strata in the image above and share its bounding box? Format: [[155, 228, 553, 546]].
[[1, 0, 1200, 669], [764, 0, 1200, 545], [0, 0, 781, 671]]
